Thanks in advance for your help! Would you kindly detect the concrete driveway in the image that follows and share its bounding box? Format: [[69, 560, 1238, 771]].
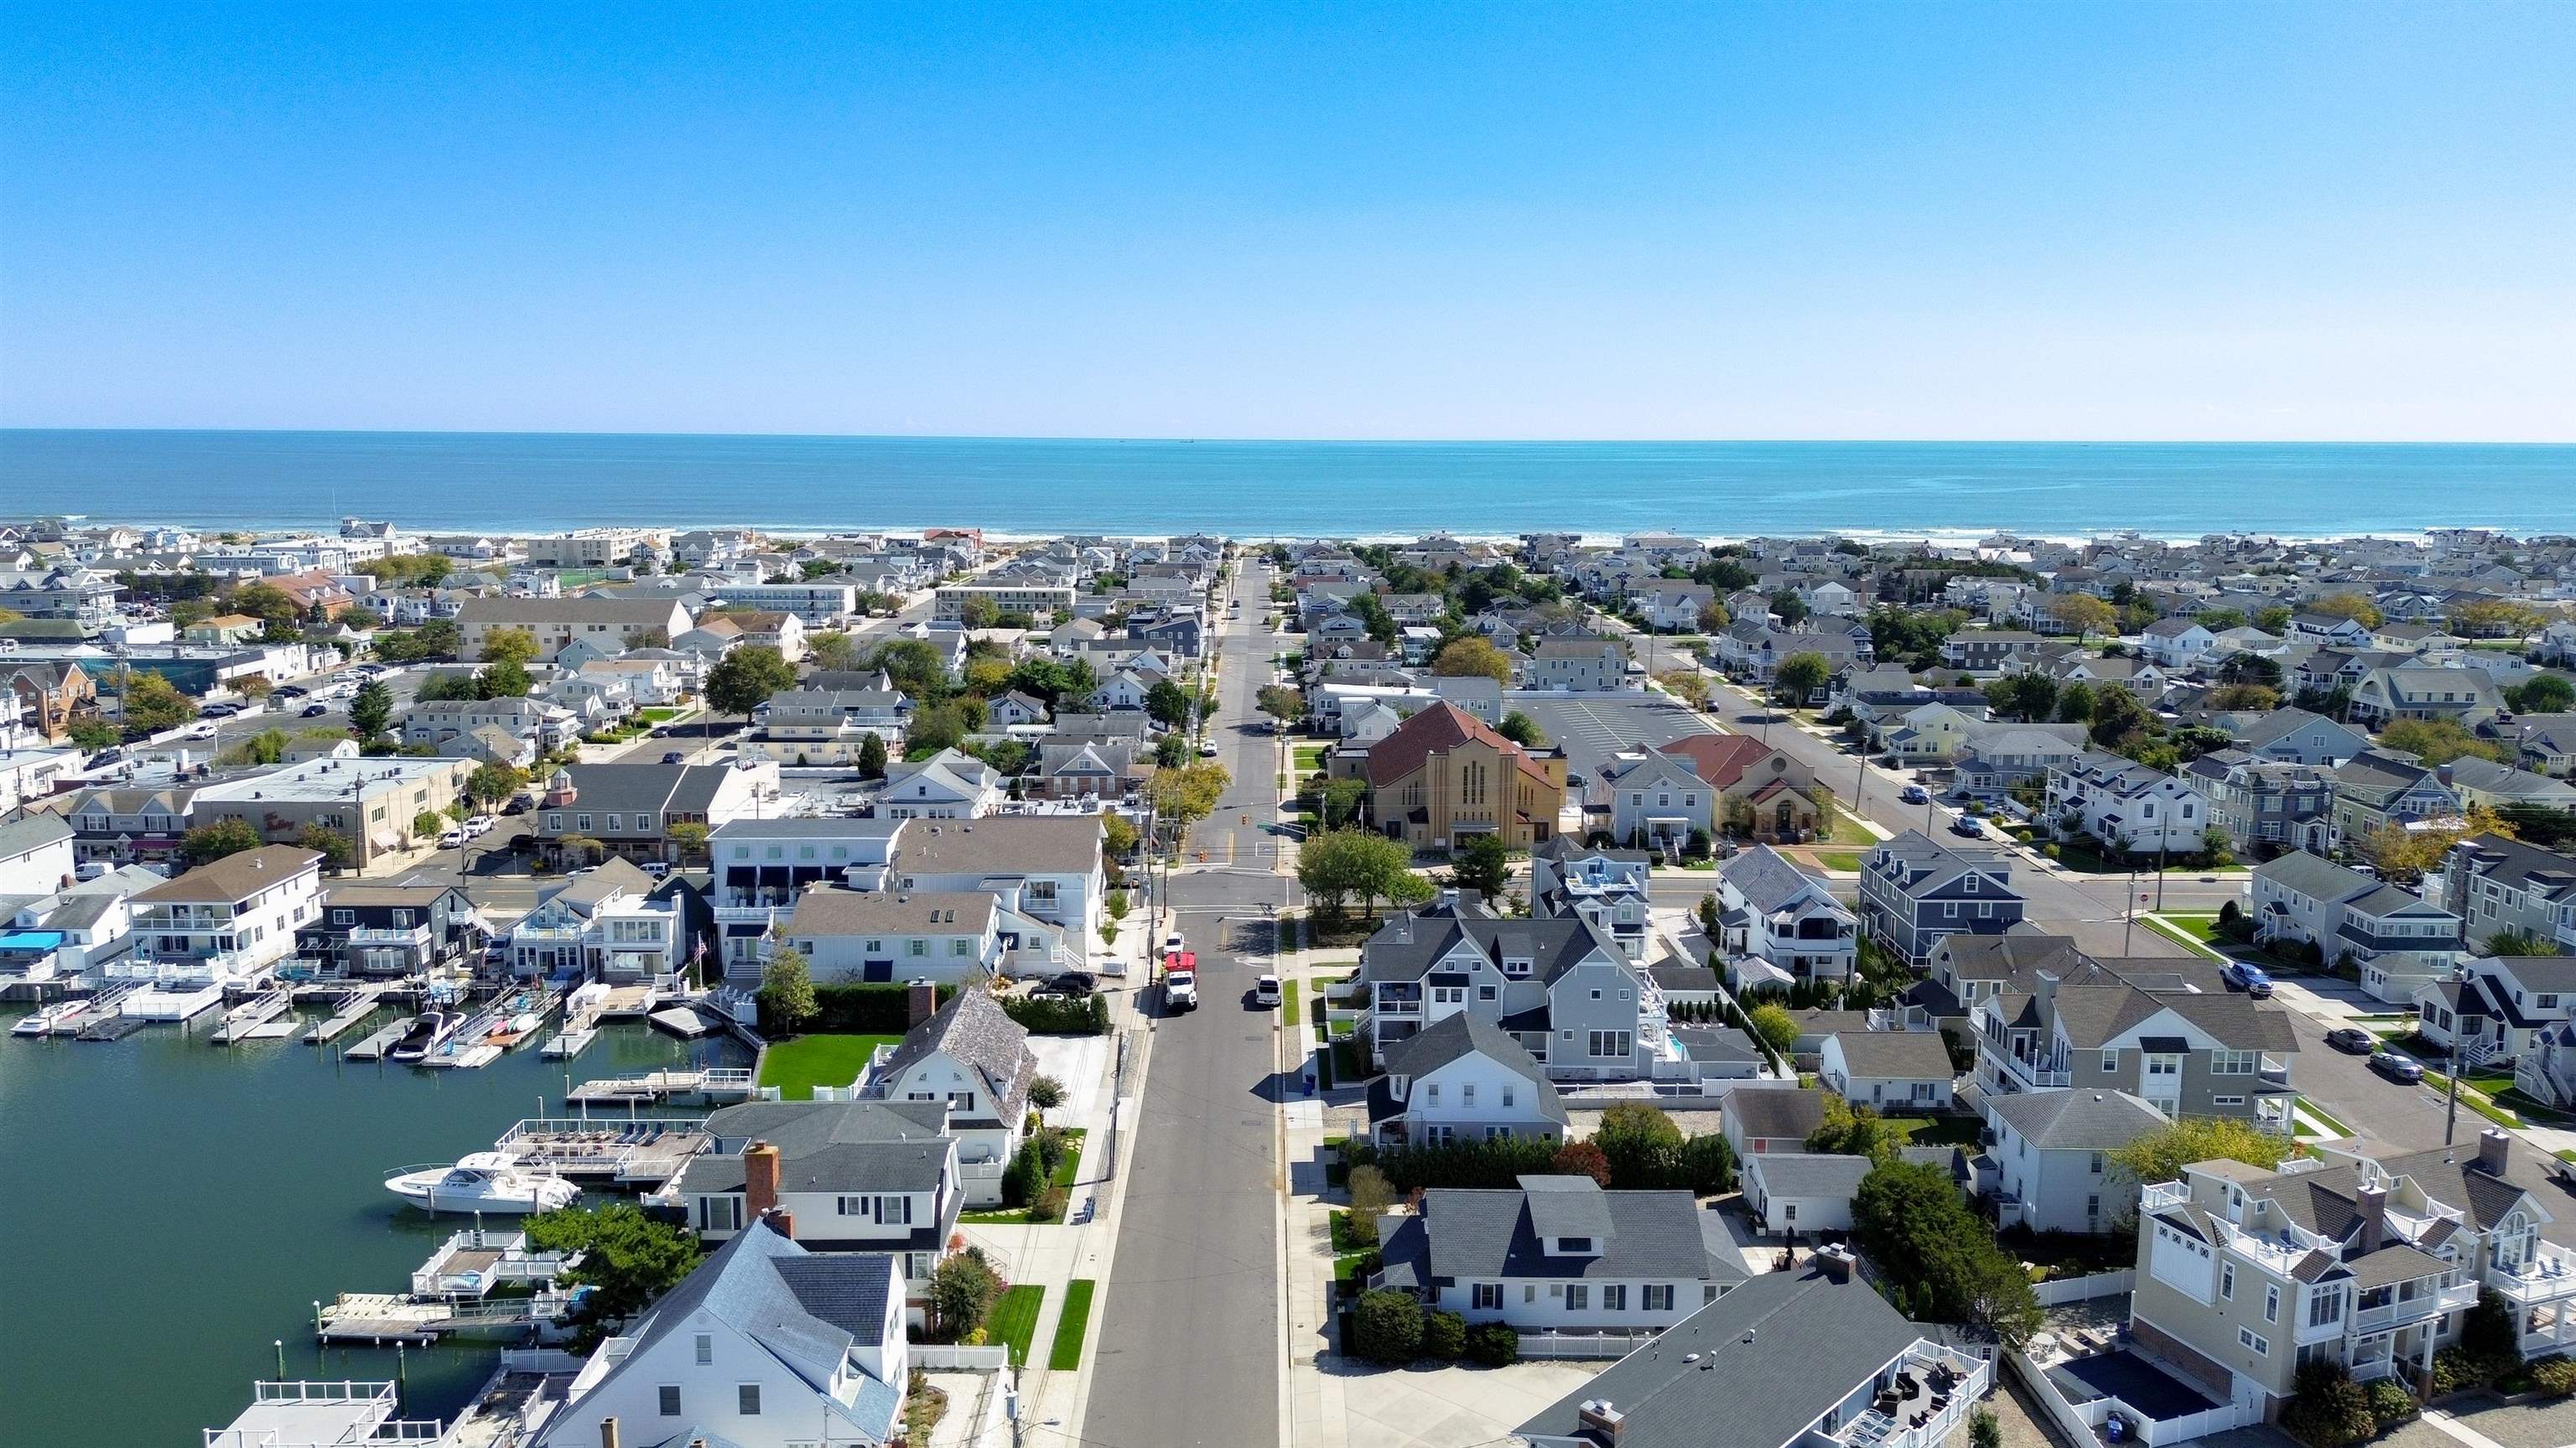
[[1332, 1357, 1607, 1448]]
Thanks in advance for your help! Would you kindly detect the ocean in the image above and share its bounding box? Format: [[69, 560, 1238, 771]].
[[4, 430, 2574, 537]]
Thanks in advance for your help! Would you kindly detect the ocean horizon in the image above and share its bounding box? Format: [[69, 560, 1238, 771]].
[[4, 428, 2574, 538]]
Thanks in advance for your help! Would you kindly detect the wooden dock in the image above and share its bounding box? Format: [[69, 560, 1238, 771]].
[[314, 1290, 577, 1346], [566, 1067, 756, 1106], [344, 1015, 414, 1061], [304, 985, 390, 1043]]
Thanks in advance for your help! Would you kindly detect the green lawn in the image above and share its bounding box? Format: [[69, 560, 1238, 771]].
[[638, 707, 682, 722], [1295, 745, 1326, 771], [1048, 1279, 1097, 1371], [757, 1033, 898, 1100], [1822, 807, 1877, 845], [957, 1129, 1088, 1223], [2140, 914, 2230, 963], [1282, 989, 1301, 1028], [1813, 850, 1867, 873], [1886, 1114, 1986, 1146], [989, 1285, 1045, 1368]]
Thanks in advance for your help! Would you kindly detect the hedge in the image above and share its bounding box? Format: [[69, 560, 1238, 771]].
[[809, 981, 958, 1034], [1000, 994, 1111, 1035], [1351, 1136, 1560, 1192]]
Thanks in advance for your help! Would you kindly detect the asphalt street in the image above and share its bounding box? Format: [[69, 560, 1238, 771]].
[[1085, 559, 1291, 1448]]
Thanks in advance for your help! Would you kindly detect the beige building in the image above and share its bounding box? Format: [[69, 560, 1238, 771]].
[[191, 755, 477, 869], [456, 595, 693, 662], [1348, 700, 1566, 851]]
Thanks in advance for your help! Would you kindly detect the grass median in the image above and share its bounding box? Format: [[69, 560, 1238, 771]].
[[990, 1285, 1045, 1368], [1048, 1279, 1097, 1371]]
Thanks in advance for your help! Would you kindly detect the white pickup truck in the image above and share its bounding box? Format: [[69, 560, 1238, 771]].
[[1163, 956, 1199, 1012]]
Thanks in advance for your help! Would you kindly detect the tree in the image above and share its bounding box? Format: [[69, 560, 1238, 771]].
[[1100, 812, 1139, 862], [2046, 594, 2117, 638], [1773, 651, 1830, 706], [1430, 637, 1514, 686], [347, 678, 394, 742], [2280, 1361, 2376, 1448], [667, 821, 710, 863], [1447, 833, 1511, 901], [467, 760, 525, 808], [1655, 670, 1710, 708], [121, 672, 199, 732], [1747, 1003, 1799, 1059], [911, 703, 970, 755], [180, 817, 265, 866], [2208, 682, 2281, 712], [1593, 1102, 1685, 1189], [929, 1251, 1005, 1342], [1027, 1075, 1066, 1110], [758, 947, 818, 1034], [1549, 1140, 1613, 1186], [2364, 804, 2513, 882], [856, 733, 889, 779], [1141, 677, 1193, 730], [1256, 684, 1305, 728], [2509, 676, 2576, 714], [806, 630, 860, 672], [2107, 1117, 2285, 1191], [1769, 589, 1810, 626], [866, 638, 947, 698], [479, 625, 540, 667], [2308, 592, 2384, 629], [1496, 710, 1548, 748], [298, 824, 356, 872], [1852, 1160, 2041, 1346], [1296, 828, 1416, 920], [2218, 651, 2285, 688], [556, 833, 606, 868], [232, 582, 305, 640], [1321, 776, 1368, 830], [2488, 929, 2566, 957], [1985, 672, 2059, 724], [413, 809, 449, 843], [1352, 1289, 1424, 1366], [1347, 1164, 1397, 1241], [523, 1203, 704, 1326], [2194, 607, 2247, 631], [2453, 599, 2547, 641], [2378, 718, 2509, 766], [2054, 679, 2096, 724], [705, 644, 797, 724], [1697, 599, 1732, 634], [1806, 1097, 1902, 1162], [67, 716, 121, 752]]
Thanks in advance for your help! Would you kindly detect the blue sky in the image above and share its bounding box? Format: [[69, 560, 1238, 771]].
[[4, 3, 2571, 440]]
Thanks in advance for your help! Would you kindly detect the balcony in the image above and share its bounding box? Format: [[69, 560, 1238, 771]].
[[346, 923, 431, 947], [1993, 1047, 2073, 1091], [1826, 1344, 1992, 1448], [2487, 1245, 2576, 1305], [2351, 1279, 2478, 1336]]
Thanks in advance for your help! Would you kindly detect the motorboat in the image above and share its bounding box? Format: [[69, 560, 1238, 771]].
[[386, 1153, 579, 1214], [388, 1008, 459, 1064]]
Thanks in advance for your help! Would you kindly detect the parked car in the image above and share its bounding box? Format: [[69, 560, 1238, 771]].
[[302, 703, 330, 718], [1197, 742, 1219, 758], [662, 751, 688, 765], [199, 702, 242, 719], [436, 828, 466, 849], [274, 685, 309, 698], [1947, 816, 1985, 838], [2325, 1027, 2376, 1055], [1252, 975, 1282, 1008], [1161, 931, 1186, 958], [1898, 785, 1929, 805], [1035, 971, 1098, 999], [463, 815, 496, 836], [2370, 1049, 2426, 1084], [2222, 960, 2275, 999]]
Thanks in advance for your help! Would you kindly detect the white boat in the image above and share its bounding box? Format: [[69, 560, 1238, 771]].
[[13, 1000, 80, 1036], [385, 1153, 579, 1215]]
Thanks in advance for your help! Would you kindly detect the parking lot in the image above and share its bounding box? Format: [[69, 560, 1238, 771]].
[[1505, 691, 1722, 783]]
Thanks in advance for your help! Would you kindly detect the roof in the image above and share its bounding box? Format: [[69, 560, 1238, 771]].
[[1519, 1174, 1616, 1241], [1514, 1266, 1929, 1448], [877, 989, 1035, 1124], [134, 845, 320, 904], [552, 762, 736, 817], [0, 813, 73, 858], [1364, 700, 1555, 790], [1720, 844, 1836, 914], [785, 886, 999, 940], [1826, 1030, 1955, 1081], [893, 816, 1103, 876], [678, 1099, 953, 1197], [1356, 910, 1621, 988], [1386, 1180, 1743, 1287], [1655, 733, 1784, 791], [1725, 1085, 1829, 1142], [1381, 1013, 1561, 1113], [1983, 1089, 2168, 1150], [1746, 1152, 1877, 1199]]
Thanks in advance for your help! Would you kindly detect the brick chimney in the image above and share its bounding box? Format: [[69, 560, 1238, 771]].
[[2480, 1127, 2511, 1176], [599, 1419, 621, 1448], [2356, 1182, 2387, 1254], [744, 1139, 781, 1225], [908, 979, 939, 1028], [761, 1205, 795, 1238], [1576, 1399, 1627, 1445]]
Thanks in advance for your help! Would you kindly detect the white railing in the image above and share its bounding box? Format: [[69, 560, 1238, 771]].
[[2140, 1181, 2190, 1214], [2488, 1244, 2576, 1304], [2351, 1279, 2478, 1335], [1997, 1051, 2073, 1089]]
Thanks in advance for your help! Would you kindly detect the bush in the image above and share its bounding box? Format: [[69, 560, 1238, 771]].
[[2366, 1382, 2418, 1428], [1001, 993, 1111, 1035], [1001, 1140, 1045, 1209], [2431, 1346, 2486, 1399], [1466, 1321, 1519, 1367], [1028, 1075, 1067, 1110], [1421, 1310, 1467, 1362], [809, 981, 956, 1033], [1027, 1182, 1068, 1223], [2282, 1362, 2376, 1448], [1969, 1409, 2002, 1448], [1367, 1136, 1561, 1191], [1350, 1289, 1424, 1366], [2530, 1354, 2576, 1397], [1347, 1164, 1396, 1230]]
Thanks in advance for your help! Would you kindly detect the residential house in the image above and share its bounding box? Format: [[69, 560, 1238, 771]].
[[1372, 1174, 1747, 1335], [1526, 838, 1653, 961], [664, 1099, 961, 1321], [1740, 1153, 1877, 1236], [2044, 750, 2209, 859], [1512, 1260, 1992, 1448], [1592, 745, 1716, 849], [1637, 581, 1715, 632], [2328, 750, 2462, 849], [2188, 750, 2334, 859], [1367, 1012, 1568, 1147], [1526, 637, 1630, 692], [2420, 952, 2576, 1095], [1030, 740, 1150, 802], [2139, 618, 2220, 670], [401, 696, 570, 758], [2289, 610, 2376, 647], [116, 845, 324, 989], [1970, 970, 2298, 1131], [777, 887, 1042, 986], [2442, 833, 2576, 953], [1721, 1085, 1829, 1160], [2347, 667, 2505, 730], [1357, 701, 1567, 852], [2444, 757, 2576, 815], [1982, 1088, 2164, 1235], [989, 690, 1049, 728], [51, 784, 197, 869], [535, 762, 769, 865], [882, 814, 1106, 952], [858, 989, 1039, 1207], [2498, 715, 2576, 776], [297, 882, 482, 976], [0, 883, 132, 988], [527, 1224, 906, 1448], [876, 749, 1003, 819], [1940, 629, 2053, 673], [1354, 896, 1665, 1083], [502, 859, 688, 980], [755, 685, 915, 765], [1856, 830, 2025, 968], [455, 595, 693, 662], [1713, 845, 1858, 984], [1950, 727, 2095, 802], [4, 660, 97, 743], [1655, 733, 1826, 843], [0, 813, 75, 896], [1816, 1030, 1956, 1112]]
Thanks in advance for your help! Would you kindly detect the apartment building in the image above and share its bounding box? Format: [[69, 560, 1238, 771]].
[[2248, 850, 2460, 1004], [932, 584, 1077, 622], [455, 594, 693, 662], [192, 755, 477, 871]]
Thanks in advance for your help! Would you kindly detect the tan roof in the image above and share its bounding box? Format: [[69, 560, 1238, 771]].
[[894, 816, 1104, 877], [137, 846, 322, 903], [786, 887, 999, 938]]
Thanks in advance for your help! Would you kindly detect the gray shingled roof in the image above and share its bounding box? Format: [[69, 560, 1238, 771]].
[[677, 1099, 954, 1197], [877, 988, 1035, 1125], [1748, 1151, 1876, 1199], [2253, 848, 2377, 904], [1357, 910, 1622, 987], [1382, 1012, 1555, 1096], [1720, 843, 1833, 914], [1389, 1181, 1745, 1286], [1519, 1175, 1616, 1241], [1827, 1030, 1955, 1080], [1983, 1089, 2167, 1150], [1727, 1087, 1829, 1142]]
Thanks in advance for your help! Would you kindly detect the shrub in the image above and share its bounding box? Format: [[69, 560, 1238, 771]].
[[809, 981, 956, 1033], [2366, 1382, 2418, 1428], [1350, 1289, 1423, 1366], [2281, 1361, 2376, 1448], [1969, 1409, 2002, 1448], [2530, 1354, 2576, 1397], [1001, 993, 1111, 1035], [1028, 1075, 1067, 1110], [1466, 1321, 1519, 1367], [1347, 1165, 1396, 1231], [1420, 1310, 1467, 1362], [1027, 1183, 1068, 1223], [2431, 1346, 2485, 1399], [1001, 1140, 1044, 1209]]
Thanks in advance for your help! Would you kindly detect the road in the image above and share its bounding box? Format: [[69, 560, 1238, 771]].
[[1086, 557, 1292, 1448]]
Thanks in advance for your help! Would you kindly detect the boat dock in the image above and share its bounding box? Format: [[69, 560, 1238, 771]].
[[314, 1289, 581, 1346], [423, 983, 556, 1068], [75, 1014, 148, 1042], [18, 983, 138, 1038], [566, 1067, 757, 1106], [539, 982, 610, 1058], [495, 1117, 712, 1186], [210, 987, 294, 1045], [343, 1015, 415, 1061], [303, 983, 392, 1043], [122, 981, 226, 1022]]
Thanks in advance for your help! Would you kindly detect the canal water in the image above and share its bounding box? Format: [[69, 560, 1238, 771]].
[[0, 1005, 750, 1445]]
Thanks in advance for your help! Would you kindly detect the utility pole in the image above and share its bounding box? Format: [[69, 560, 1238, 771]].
[[2122, 865, 2138, 955], [2444, 963, 2466, 1146]]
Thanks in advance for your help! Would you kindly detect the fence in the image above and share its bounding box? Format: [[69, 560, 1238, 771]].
[[2007, 1346, 2255, 1448], [912, 1343, 1011, 1371], [2032, 1269, 2136, 1306], [1512, 1329, 1661, 1361]]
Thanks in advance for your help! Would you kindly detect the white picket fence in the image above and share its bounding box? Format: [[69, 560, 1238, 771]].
[[2032, 1269, 2135, 1305], [911, 1343, 1010, 1371]]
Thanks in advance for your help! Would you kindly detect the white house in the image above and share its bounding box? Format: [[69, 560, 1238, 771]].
[[1591, 746, 1715, 848], [2250, 849, 2461, 1002], [1371, 1175, 1748, 1333], [1367, 1012, 1568, 1148], [860, 989, 1038, 1207], [530, 1224, 907, 1448], [1981, 1087, 2163, 1235], [1713, 845, 1858, 983], [2137, 618, 2220, 670], [114, 845, 323, 989], [1816, 1030, 1955, 1111], [2044, 749, 2207, 859], [1740, 1152, 1874, 1236], [875, 749, 1004, 819], [0, 813, 75, 896]]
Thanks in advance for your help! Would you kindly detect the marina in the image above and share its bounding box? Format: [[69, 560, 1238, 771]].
[[210, 986, 295, 1045], [491, 1117, 712, 1186], [345, 1014, 417, 1061]]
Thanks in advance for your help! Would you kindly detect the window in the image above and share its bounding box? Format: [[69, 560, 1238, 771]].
[[605, 813, 621, 831], [2213, 1095, 2246, 1107], [1462, 1083, 1477, 1104], [2101, 1049, 2118, 1072], [659, 1385, 681, 1417], [1644, 1285, 1673, 1311], [1526, 1285, 1538, 1302], [909, 939, 927, 957], [1565, 1285, 1590, 1310], [2265, 1285, 2279, 1323], [1784, 1203, 1800, 1222], [1705, 1285, 1722, 1304], [2210, 1050, 2258, 1076], [695, 1334, 713, 1365], [1478, 985, 1498, 1001], [1502, 1087, 1516, 1108], [1472, 1283, 1503, 1310], [2221, 1263, 2235, 1300], [576, 814, 592, 832], [2238, 1327, 2268, 1356], [1426, 1084, 1441, 1104], [2090, 1152, 2106, 1175], [1587, 1030, 1633, 1059], [2087, 1195, 2101, 1218], [739, 1384, 761, 1416], [2309, 1287, 2345, 1328], [1601, 1285, 1628, 1311]]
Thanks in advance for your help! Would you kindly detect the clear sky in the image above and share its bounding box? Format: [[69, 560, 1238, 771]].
[[4, 3, 2572, 441]]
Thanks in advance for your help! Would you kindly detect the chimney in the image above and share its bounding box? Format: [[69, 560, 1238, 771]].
[[2479, 1126, 2511, 1177], [1815, 1245, 1856, 1284], [908, 979, 939, 1028], [599, 1419, 621, 1448], [2357, 1182, 2387, 1254], [1575, 1399, 1627, 1445], [744, 1139, 782, 1224], [1437, 887, 1460, 911]]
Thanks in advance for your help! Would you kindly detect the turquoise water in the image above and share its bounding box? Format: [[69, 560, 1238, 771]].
[[4, 430, 2573, 536], [0, 1009, 747, 1445]]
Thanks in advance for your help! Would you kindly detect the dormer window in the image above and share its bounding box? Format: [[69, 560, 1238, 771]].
[[1557, 1237, 1593, 1253]]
